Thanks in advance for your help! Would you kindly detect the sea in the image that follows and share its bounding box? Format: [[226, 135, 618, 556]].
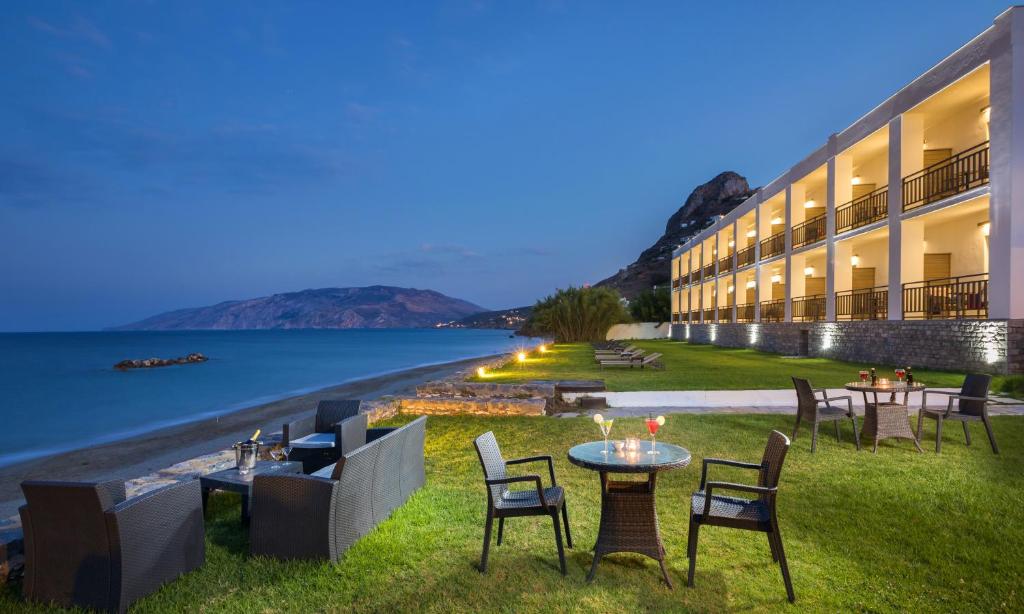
[[0, 329, 536, 468]]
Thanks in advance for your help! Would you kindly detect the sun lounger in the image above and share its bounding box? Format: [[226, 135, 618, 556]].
[[600, 352, 663, 369]]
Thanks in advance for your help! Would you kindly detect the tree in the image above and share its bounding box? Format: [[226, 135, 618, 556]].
[[521, 286, 631, 342], [629, 287, 671, 322]]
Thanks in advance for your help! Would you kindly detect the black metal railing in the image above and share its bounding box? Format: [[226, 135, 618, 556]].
[[736, 303, 755, 322], [836, 286, 888, 320], [836, 186, 888, 234], [691, 269, 701, 282], [703, 263, 716, 279], [902, 273, 988, 319], [792, 214, 826, 249], [718, 309, 733, 323], [760, 299, 785, 322], [736, 244, 755, 268], [792, 295, 826, 322], [760, 232, 785, 259], [902, 141, 989, 211], [719, 254, 733, 274], [689, 310, 701, 322], [702, 307, 716, 322]]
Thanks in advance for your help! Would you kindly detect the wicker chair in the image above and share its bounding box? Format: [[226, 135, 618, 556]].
[[916, 374, 998, 454], [473, 431, 572, 575], [19, 479, 205, 613], [282, 399, 362, 472], [791, 377, 860, 452], [687, 430, 794, 603]]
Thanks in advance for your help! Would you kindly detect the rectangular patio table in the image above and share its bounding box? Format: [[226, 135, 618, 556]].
[[200, 460, 302, 524], [845, 381, 924, 453]]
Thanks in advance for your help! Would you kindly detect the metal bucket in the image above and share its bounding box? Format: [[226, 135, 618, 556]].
[[233, 441, 260, 474]]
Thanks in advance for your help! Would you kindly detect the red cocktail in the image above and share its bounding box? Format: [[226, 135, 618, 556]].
[[645, 414, 663, 455], [859, 370, 869, 383], [895, 368, 906, 382]]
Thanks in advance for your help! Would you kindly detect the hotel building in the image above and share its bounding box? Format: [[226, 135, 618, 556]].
[[671, 7, 1024, 374]]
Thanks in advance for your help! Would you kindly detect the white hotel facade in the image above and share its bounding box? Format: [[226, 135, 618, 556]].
[[670, 7, 1024, 374]]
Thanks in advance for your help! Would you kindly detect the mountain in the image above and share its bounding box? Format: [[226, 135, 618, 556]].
[[596, 171, 755, 299], [110, 286, 487, 330], [435, 306, 532, 330]]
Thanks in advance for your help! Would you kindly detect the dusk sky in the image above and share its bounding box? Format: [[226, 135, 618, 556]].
[[0, 0, 1011, 331]]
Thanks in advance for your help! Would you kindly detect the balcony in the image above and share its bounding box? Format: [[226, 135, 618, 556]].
[[902, 273, 988, 319], [718, 309, 733, 323], [760, 232, 785, 259], [703, 263, 716, 279], [672, 277, 684, 289], [760, 299, 784, 322], [736, 244, 755, 268], [702, 307, 716, 322], [718, 254, 733, 274], [902, 141, 989, 211], [736, 303, 755, 322], [792, 295, 826, 322], [689, 310, 700, 322], [836, 287, 888, 320], [792, 214, 826, 249], [837, 186, 888, 234]]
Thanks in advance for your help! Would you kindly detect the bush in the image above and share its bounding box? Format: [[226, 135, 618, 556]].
[[995, 375, 1024, 398], [629, 287, 670, 322], [522, 286, 631, 342]]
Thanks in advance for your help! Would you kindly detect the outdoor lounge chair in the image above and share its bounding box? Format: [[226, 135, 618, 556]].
[[916, 374, 998, 453], [791, 377, 860, 452], [600, 352, 662, 369], [19, 479, 205, 613], [473, 431, 572, 576], [282, 399, 362, 472], [687, 430, 794, 603]]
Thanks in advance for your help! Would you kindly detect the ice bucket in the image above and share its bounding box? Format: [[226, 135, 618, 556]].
[[233, 440, 260, 474]]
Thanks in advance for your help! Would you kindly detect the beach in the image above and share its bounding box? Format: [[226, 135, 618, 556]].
[[0, 354, 489, 521]]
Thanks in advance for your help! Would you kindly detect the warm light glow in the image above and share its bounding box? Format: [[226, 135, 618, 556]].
[[517, 352, 526, 363], [727, 239, 735, 248], [804, 199, 816, 209], [770, 274, 782, 284], [727, 285, 734, 293], [477, 367, 487, 378], [746, 229, 757, 238], [771, 216, 783, 225], [804, 266, 815, 276], [980, 221, 990, 237], [851, 176, 862, 185], [539, 344, 548, 353], [851, 255, 860, 267], [981, 106, 991, 123], [746, 280, 756, 289]]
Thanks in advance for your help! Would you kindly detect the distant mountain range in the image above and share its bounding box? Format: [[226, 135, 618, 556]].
[[435, 306, 532, 330], [110, 286, 488, 330]]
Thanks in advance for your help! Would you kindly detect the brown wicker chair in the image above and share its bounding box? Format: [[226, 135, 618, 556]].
[[916, 374, 998, 454], [687, 430, 794, 603], [473, 431, 572, 575], [19, 479, 205, 613], [791, 377, 860, 452]]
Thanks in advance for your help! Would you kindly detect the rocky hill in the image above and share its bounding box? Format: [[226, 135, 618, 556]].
[[110, 286, 487, 330], [596, 171, 754, 299], [435, 306, 532, 330]]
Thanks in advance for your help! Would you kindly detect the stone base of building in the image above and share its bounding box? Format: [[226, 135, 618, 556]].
[[670, 320, 1024, 375]]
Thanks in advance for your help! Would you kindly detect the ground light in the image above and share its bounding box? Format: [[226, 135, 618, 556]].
[[539, 345, 548, 353], [477, 367, 487, 378], [517, 352, 527, 364]]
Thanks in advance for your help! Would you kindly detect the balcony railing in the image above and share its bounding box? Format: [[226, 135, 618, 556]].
[[760, 299, 785, 322], [902, 273, 988, 320], [719, 254, 733, 274], [736, 244, 755, 268], [792, 214, 826, 249], [702, 307, 716, 322], [689, 310, 701, 322], [703, 263, 716, 279], [760, 232, 785, 259], [718, 309, 734, 323], [836, 286, 888, 320], [902, 141, 989, 211], [736, 303, 755, 322], [836, 186, 888, 234], [792, 294, 826, 322]]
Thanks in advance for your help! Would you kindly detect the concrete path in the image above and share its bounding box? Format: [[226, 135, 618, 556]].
[[557, 404, 1024, 418]]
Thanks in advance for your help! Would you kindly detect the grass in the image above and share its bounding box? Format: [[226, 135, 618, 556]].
[[4, 413, 1022, 613], [473, 341, 986, 392]]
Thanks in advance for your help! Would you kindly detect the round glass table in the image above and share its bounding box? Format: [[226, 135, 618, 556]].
[[567, 441, 691, 587], [845, 381, 925, 453]]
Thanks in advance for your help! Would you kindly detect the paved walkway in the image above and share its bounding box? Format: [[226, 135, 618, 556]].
[[558, 404, 1024, 418]]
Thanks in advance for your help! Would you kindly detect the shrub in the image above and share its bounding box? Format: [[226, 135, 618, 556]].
[[522, 286, 631, 342], [995, 375, 1024, 398], [629, 287, 670, 322]]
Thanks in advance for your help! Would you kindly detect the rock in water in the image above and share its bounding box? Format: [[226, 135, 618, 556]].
[[114, 353, 208, 370]]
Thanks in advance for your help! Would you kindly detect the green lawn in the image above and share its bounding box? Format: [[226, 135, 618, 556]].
[[5, 414, 1021, 612], [474, 341, 980, 391]]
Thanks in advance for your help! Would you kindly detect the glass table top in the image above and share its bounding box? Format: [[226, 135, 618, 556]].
[[567, 440, 691, 473]]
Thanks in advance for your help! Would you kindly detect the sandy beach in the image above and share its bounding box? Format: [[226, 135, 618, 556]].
[[0, 355, 489, 520]]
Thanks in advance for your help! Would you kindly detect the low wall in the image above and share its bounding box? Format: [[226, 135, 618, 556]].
[[606, 322, 671, 341], [670, 320, 1024, 375], [416, 381, 556, 399], [398, 396, 546, 416]]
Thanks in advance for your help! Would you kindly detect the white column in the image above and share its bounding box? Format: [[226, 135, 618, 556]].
[[887, 116, 905, 319], [698, 245, 705, 322], [713, 232, 720, 323], [784, 185, 794, 321], [753, 192, 763, 321], [731, 220, 739, 322], [826, 154, 838, 321], [990, 8, 1024, 319]]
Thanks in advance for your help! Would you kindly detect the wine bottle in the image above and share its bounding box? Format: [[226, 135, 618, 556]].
[[870, 368, 877, 385], [906, 367, 913, 385], [247, 429, 261, 444]]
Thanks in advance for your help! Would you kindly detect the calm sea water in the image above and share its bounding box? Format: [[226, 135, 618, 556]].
[[0, 329, 535, 467]]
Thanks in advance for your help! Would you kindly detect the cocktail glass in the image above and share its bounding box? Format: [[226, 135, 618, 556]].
[[645, 414, 662, 455], [859, 370, 869, 383], [895, 368, 906, 382], [599, 419, 614, 454]]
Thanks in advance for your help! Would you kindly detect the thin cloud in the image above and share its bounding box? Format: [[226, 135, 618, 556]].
[[27, 15, 112, 49]]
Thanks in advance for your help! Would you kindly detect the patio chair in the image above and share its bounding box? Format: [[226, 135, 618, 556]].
[[473, 431, 572, 575], [19, 479, 205, 613], [600, 352, 662, 369], [791, 377, 860, 452], [916, 374, 998, 454], [687, 430, 794, 603], [282, 399, 362, 472]]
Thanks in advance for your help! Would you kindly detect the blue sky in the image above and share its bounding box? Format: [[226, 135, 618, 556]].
[[0, 0, 1011, 331]]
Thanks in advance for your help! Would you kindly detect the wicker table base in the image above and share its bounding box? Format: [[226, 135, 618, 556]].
[[588, 472, 673, 587], [862, 403, 923, 453]]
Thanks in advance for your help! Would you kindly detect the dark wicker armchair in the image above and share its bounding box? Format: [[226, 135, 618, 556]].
[[19, 479, 205, 613], [917, 374, 998, 453], [687, 430, 794, 603], [791, 377, 860, 452], [473, 431, 572, 575], [282, 399, 362, 472]]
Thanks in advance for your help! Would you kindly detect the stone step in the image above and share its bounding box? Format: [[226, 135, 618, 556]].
[[398, 396, 547, 416]]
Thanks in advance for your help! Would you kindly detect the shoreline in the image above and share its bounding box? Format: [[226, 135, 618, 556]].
[[0, 354, 492, 520]]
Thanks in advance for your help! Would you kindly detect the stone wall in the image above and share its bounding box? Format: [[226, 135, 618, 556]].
[[416, 381, 556, 399], [398, 396, 546, 416], [671, 319, 1024, 374]]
